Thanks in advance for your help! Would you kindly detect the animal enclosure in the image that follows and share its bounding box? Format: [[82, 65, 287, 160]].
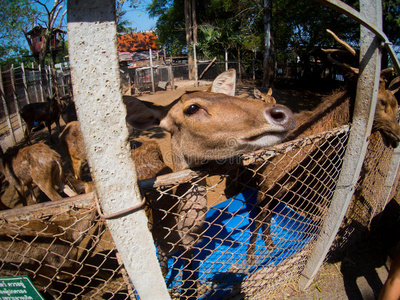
[[0, 125, 359, 299], [1, 0, 400, 299]]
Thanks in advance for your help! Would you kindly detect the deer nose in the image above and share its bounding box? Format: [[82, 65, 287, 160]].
[[265, 106, 296, 129]]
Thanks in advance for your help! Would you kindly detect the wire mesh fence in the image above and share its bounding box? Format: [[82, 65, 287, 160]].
[[329, 130, 398, 258], [0, 125, 362, 299], [0, 196, 135, 299]]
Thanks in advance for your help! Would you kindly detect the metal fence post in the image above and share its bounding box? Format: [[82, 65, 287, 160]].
[[149, 48, 155, 93], [299, 0, 382, 290], [67, 1, 170, 299]]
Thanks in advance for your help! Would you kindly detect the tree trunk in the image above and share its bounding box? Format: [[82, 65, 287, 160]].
[[237, 47, 242, 84], [262, 0, 275, 88], [184, 0, 195, 80]]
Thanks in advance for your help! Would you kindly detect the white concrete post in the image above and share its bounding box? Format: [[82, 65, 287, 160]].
[[67, 1, 170, 299]]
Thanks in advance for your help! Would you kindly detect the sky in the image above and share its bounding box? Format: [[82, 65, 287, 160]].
[[123, 0, 158, 32]]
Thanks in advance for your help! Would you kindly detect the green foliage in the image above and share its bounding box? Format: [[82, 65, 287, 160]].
[[147, 0, 186, 55], [0, 48, 35, 69], [0, 0, 35, 62], [117, 1, 135, 33], [148, 0, 400, 76], [383, 0, 400, 51], [273, 0, 359, 63]]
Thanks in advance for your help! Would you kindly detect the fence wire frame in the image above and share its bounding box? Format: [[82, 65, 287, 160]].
[[0, 125, 352, 299]]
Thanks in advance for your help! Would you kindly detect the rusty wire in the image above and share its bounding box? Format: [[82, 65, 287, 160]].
[[0, 125, 395, 299]]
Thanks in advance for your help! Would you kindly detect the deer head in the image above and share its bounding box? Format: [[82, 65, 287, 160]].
[[124, 70, 296, 170]]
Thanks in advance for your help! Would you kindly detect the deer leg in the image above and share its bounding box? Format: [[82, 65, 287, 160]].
[[71, 158, 84, 180], [56, 161, 77, 197], [180, 248, 197, 300], [14, 185, 28, 206], [46, 121, 54, 143], [55, 117, 61, 133], [54, 174, 77, 198], [24, 124, 33, 145], [0, 197, 10, 210], [35, 181, 63, 201], [247, 195, 275, 265], [157, 245, 169, 278]]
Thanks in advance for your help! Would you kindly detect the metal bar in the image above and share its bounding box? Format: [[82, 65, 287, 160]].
[[67, 1, 170, 299], [316, 0, 400, 74], [149, 48, 155, 93], [299, 0, 383, 290]]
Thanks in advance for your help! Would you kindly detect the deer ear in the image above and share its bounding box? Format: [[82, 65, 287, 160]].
[[253, 88, 276, 104], [254, 88, 262, 99], [210, 69, 236, 96], [124, 96, 164, 130], [388, 76, 400, 95]]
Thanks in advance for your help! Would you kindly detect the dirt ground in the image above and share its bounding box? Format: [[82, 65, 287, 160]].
[[1, 78, 399, 299]]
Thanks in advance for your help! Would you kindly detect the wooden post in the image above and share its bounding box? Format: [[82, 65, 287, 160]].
[[21, 63, 30, 104], [10, 65, 24, 131], [38, 65, 44, 102], [0, 68, 16, 144]]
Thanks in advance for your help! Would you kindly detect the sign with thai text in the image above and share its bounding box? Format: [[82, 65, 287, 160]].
[[0, 276, 44, 300]]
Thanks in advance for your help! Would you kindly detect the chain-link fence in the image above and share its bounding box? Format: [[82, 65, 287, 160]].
[[0, 64, 72, 148], [0, 196, 135, 299], [0, 124, 368, 299]]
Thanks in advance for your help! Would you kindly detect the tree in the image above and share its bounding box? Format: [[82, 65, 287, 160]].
[[148, 0, 187, 55], [382, 0, 400, 68], [147, 0, 400, 84], [116, 0, 135, 33], [263, 0, 274, 87], [184, 0, 197, 79], [23, 0, 67, 68], [0, 0, 35, 63]]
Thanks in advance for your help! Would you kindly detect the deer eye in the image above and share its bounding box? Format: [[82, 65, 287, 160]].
[[379, 99, 387, 107], [184, 104, 200, 115]]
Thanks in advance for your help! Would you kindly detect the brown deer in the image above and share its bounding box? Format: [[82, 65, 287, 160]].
[[246, 30, 400, 264], [253, 87, 276, 104], [124, 69, 296, 297], [0, 143, 76, 206], [60, 70, 295, 296], [59, 121, 171, 182], [19, 96, 61, 144]]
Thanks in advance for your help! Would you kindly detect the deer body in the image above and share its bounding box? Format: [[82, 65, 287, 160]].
[[0, 143, 76, 206], [59, 121, 171, 181], [246, 31, 400, 264], [19, 97, 61, 144]]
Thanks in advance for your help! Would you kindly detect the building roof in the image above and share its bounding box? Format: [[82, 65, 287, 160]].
[[26, 26, 66, 37], [117, 31, 160, 52]]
